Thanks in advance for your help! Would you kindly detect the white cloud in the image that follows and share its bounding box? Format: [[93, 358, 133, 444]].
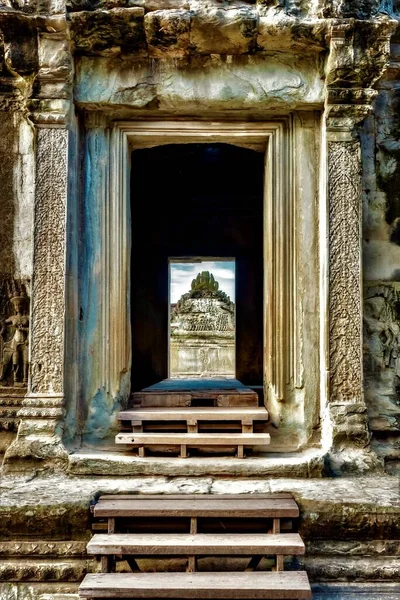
[[170, 260, 235, 303]]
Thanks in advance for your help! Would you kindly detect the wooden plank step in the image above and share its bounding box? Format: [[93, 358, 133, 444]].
[[116, 433, 270, 446], [87, 533, 305, 555], [119, 408, 268, 422], [96, 493, 294, 500], [79, 571, 312, 598], [94, 497, 299, 518]]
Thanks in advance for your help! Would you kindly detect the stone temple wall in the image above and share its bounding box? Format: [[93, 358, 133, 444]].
[[0, 2, 400, 598], [0, 0, 397, 466], [362, 36, 400, 476]]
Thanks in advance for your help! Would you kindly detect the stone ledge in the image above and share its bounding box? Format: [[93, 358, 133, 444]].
[[0, 583, 80, 600], [311, 583, 400, 599], [67, 448, 325, 477], [0, 559, 91, 582], [0, 475, 398, 539]]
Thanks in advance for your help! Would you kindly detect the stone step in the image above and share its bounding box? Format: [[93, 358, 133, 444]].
[[115, 432, 270, 457], [87, 533, 305, 556], [79, 571, 312, 598], [94, 495, 299, 518]]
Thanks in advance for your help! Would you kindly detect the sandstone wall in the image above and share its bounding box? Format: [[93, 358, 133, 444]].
[[0, 2, 400, 599], [0, 0, 399, 468], [362, 30, 400, 476], [0, 33, 35, 459]]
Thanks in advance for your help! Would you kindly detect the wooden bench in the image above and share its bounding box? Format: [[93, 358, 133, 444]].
[[79, 571, 312, 599]]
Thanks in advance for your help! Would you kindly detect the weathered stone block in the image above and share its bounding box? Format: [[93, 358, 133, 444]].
[[0, 13, 38, 74], [321, 0, 384, 19], [330, 404, 370, 445], [145, 0, 189, 11], [190, 4, 258, 55], [326, 20, 396, 89], [145, 9, 190, 57], [38, 35, 70, 71], [67, 0, 145, 10], [69, 7, 146, 55], [75, 53, 324, 112], [257, 16, 326, 52]]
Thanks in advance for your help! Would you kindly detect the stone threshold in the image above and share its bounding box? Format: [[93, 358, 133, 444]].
[[1, 474, 398, 519], [67, 448, 325, 477]]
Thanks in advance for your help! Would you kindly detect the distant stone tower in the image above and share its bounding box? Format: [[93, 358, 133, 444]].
[[170, 272, 235, 378]]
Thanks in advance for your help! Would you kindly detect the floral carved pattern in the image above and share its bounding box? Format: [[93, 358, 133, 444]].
[[328, 141, 362, 402], [30, 128, 67, 395]]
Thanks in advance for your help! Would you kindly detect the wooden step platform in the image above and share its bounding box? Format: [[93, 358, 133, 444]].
[[116, 432, 270, 458], [132, 378, 259, 408], [79, 571, 312, 598], [124, 379, 267, 457], [80, 494, 311, 600], [87, 533, 305, 556], [94, 495, 299, 519], [119, 407, 269, 425]]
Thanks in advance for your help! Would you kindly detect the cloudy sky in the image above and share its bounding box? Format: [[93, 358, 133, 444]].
[[170, 260, 235, 303]]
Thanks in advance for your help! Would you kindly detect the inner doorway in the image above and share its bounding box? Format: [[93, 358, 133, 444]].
[[131, 143, 264, 393], [169, 258, 236, 379]]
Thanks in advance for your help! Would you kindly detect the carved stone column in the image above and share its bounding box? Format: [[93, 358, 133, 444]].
[[2, 10, 72, 473], [323, 18, 396, 472], [3, 126, 69, 473]]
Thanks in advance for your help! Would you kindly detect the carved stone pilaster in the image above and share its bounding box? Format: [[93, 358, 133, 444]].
[[322, 17, 396, 471], [325, 128, 384, 472], [3, 127, 68, 474], [328, 136, 363, 403]]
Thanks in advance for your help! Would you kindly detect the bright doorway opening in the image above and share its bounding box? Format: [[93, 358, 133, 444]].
[[169, 258, 236, 378]]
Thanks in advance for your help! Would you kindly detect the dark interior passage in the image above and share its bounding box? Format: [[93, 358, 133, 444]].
[[131, 143, 264, 393]]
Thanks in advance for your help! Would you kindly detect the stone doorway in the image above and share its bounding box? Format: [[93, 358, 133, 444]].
[[68, 119, 321, 452], [130, 143, 264, 395]]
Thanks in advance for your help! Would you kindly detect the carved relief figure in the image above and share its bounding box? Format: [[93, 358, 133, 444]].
[[364, 284, 400, 376], [0, 281, 29, 387]]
